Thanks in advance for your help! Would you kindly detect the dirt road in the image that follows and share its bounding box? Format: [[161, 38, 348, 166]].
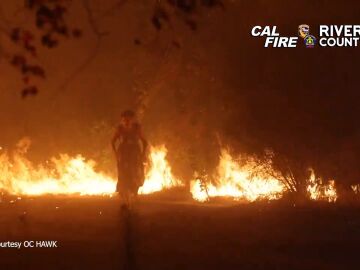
[[1, 195, 359, 270]]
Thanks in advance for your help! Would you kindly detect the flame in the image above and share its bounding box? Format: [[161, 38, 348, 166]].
[[0, 139, 342, 203], [0, 153, 115, 196], [190, 149, 285, 202], [306, 169, 337, 202], [138, 145, 183, 194], [0, 139, 181, 196], [0, 139, 115, 195], [351, 184, 360, 194]]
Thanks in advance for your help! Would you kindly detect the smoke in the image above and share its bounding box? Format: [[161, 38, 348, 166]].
[[0, 1, 359, 188]]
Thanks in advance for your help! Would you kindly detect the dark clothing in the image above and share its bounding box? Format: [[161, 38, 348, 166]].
[[114, 123, 145, 194]]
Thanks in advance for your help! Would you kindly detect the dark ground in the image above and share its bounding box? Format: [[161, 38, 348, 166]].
[[1, 194, 360, 270]]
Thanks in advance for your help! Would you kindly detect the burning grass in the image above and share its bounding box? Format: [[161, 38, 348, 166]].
[[0, 138, 345, 203], [0, 139, 181, 197], [190, 149, 285, 202]]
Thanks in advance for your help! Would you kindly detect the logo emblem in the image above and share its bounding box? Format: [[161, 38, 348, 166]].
[[298, 24, 310, 38], [298, 24, 316, 48], [304, 35, 316, 48]]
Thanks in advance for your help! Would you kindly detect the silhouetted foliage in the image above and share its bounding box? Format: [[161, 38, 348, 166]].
[[1, 0, 223, 97], [151, 0, 224, 31], [2, 0, 82, 97]]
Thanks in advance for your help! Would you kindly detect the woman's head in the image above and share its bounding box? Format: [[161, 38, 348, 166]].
[[120, 110, 136, 128]]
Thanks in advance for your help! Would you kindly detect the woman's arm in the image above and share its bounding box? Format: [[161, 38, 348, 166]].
[[138, 126, 148, 159], [111, 128, 120, 154]]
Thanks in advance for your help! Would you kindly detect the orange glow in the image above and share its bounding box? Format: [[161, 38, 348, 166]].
[[138, 145, 183, 194], [190, 149, 285, 202], [0, 139, 342, 203], [351, 184, 360, 194], [0, 138, 115, 196], [0, 139, 181, 196], [307, 169, 337, 202]]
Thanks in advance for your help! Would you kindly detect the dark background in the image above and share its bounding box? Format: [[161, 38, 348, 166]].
[[0, 0, 359, 189], [1, 2, 360, 270]]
